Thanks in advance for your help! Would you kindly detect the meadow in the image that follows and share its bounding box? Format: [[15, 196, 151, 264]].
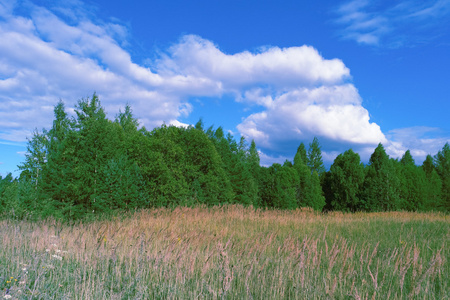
[[1, 206, 448, 299]]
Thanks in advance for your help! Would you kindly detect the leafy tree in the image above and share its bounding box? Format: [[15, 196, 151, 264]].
[[328, 149, 365, 212], [259, 164, 298, 209]]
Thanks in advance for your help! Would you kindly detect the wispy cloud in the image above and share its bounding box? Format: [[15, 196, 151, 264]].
[[334, 0, 450, 47]]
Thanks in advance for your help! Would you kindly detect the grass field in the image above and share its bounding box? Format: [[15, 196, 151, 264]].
[[1, 205, 449, 299]]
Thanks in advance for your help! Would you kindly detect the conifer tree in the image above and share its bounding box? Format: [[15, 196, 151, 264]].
[[398, 150, 427, 211], [73, 94, 116, 215], [294, 143, 325, 211], [362, 144, 401, 211], [307, 137, 326, 176], [293, 144, 310, 205], [39, 101, 79, 218], [306, 171, 326, 211], [18, 129, 48, 189]]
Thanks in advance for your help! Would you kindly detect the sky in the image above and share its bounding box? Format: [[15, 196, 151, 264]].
[[1, 0, 450, 177]]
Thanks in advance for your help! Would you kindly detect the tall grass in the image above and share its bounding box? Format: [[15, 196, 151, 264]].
[[1, 206, 448, 299]]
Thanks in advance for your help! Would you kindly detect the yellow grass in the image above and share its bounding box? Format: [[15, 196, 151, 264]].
[[1, 205, 449, 299]]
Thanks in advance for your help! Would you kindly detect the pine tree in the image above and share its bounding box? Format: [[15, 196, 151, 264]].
[[422, 155, 436, 176], [72, 94, 117, 215], [307, 137, 326, 176], [362, 144, 401, 211], [39, 100, 80, 218], [293, 144, 310, 206]]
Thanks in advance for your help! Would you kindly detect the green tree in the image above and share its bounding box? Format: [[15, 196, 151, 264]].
[[18, 129, 48, 190], [72, 94, 119, 216], [39, 101, 80, 218], [397, 150, 427, 211], [259, 164, 298, 209], [434, 143, 450, 211], [328, 149, 365, 212], [294, 143, 325, 211], [0, 173, 15, 215], [362, 144, 401, 211], [305, 171, 326, 211], [307, 137, 326, 176], [420, 155, 443, 211]]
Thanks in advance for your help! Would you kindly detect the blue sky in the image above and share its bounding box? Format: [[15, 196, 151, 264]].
[[1, 0, 450, 177]]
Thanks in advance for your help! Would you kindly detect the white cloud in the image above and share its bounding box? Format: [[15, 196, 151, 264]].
[[237, 85, 387, 156], [385, 127, 450, 163], [156, 35, 350, 89], [0, 0, 446, 168]]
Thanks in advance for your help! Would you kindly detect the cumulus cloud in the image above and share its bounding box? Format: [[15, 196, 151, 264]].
[[236, 84, 387, 163]]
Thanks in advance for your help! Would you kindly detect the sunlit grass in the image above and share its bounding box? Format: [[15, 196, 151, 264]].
[[1, 205, 449, 299]]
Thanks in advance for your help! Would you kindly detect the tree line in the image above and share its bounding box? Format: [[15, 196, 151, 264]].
[[0, 95, 448, 219]]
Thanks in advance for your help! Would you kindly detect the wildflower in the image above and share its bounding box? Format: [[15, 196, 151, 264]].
[[4, 295, 12, 299], [45, 249, 50, 252], [6, 281, 10, 284], [22, 268, 27, 271], [51, 243, 58, 247], [56, 249, 61, 253], [52, 254, 63, 261]]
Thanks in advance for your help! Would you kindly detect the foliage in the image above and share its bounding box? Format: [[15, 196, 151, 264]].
[[328, 149, 365, 212], [2, 96, 449, 220]]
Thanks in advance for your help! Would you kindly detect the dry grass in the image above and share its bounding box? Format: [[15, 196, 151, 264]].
[[1, 205, 449, 299]]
